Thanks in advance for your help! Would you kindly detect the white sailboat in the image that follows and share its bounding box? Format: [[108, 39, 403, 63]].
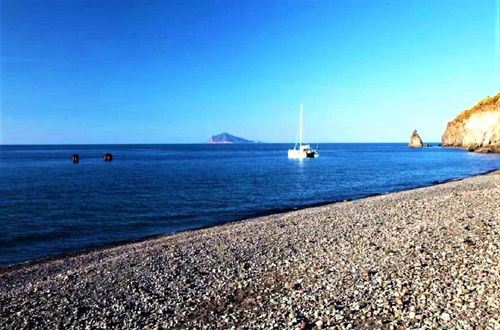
[[288, 103, 319, 159]]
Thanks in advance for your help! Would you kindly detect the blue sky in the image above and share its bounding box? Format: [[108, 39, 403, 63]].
[[1, 0, 499, 144]]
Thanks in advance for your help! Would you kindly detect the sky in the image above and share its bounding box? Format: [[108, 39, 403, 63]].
[[1, 0, 499, 144]]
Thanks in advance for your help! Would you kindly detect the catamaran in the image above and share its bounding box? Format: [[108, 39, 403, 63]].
[[288, 103, 319, 159]]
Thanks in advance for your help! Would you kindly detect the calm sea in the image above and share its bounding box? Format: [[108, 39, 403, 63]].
[[1, 143, 499, 267]]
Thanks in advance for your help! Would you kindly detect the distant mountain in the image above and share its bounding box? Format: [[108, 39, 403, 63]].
[[208, 132, 258, 144]]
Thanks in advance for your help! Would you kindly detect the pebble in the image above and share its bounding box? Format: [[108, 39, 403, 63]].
[[441, 312, 451, 322]]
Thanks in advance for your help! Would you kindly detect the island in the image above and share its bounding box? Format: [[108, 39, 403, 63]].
[[208, 132, 258, 144]]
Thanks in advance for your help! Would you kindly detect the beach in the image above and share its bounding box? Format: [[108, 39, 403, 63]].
[[1, 171, 499, 329]]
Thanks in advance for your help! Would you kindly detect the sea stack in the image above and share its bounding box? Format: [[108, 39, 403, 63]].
[[441, 93, 500, 153], [408, 130, 423, 148]]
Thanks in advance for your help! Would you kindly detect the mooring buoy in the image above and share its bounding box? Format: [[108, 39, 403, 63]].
[[103, 153, 113, 161]]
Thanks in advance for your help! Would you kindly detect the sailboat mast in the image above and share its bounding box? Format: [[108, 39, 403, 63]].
[[299, 103, 303, 147]]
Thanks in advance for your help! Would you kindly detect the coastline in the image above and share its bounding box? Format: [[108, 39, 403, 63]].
[[441, 144, 500, 154], [1, 170, 499, 328], [1, 168, 498, 272]]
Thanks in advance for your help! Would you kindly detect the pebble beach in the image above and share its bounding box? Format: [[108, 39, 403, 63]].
[[1, 171, 499, 329]]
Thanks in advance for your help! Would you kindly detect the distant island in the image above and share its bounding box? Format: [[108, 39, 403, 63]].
[[208, 132, 259, 144]]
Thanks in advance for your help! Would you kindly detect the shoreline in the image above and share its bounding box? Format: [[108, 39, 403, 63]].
[[441, 144, 500, 154], [1, 170, 499, 328], [1, 168, 498, 272]]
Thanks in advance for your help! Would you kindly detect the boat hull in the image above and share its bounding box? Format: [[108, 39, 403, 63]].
[[288, 148, 319, 159], [288, 149, 307, 159]]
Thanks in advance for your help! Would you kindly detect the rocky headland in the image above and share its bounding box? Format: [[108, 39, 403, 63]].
[[408, 130, 423, 148], [442, 93, 500, 153], [1, 171, 499, 329]]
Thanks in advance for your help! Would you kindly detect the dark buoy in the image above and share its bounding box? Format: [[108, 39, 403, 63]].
[[72, 154, 80, 163], [103, 153, 113, 161]]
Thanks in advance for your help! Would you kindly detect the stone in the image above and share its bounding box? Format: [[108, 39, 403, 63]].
[[409, 130, 424, 148], [441, 312, 451, 322]]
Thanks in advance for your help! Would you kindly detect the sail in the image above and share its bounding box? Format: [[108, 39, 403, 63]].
[[299, 103, 303, 147]]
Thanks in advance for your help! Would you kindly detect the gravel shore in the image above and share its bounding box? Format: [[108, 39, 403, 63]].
[[1, 171, 499, 329]]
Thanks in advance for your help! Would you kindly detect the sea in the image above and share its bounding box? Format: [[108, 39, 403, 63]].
[[1, 143, 499, 267]]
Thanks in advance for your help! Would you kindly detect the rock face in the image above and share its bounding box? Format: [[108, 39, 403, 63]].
[[408, 130, 423, 148], [208, 132, 257, 144], [442, 93, 500, 153]]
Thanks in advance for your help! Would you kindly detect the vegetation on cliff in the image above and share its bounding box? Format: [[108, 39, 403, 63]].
[[451, 93, 500, 121]]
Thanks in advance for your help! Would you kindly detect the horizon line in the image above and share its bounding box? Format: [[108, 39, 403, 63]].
[[0, 142, 442, 146]]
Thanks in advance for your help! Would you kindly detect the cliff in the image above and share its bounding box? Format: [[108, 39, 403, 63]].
[[208, 132, 257, 144], [442, 93, 500, 153], [408, 130, 423, 148]]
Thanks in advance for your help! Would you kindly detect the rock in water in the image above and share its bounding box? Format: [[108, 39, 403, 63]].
[[441, 93, 500, 153], [409, 130, 423, 148]]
